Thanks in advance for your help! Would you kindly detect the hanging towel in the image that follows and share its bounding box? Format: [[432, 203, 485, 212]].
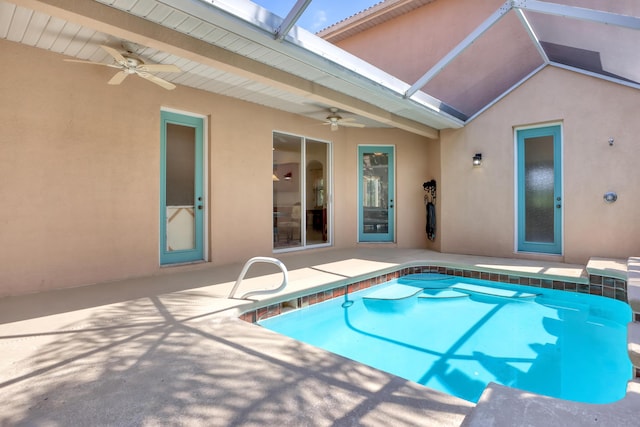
[[426, 201, 436, 241]]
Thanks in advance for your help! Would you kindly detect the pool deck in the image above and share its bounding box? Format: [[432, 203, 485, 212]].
[[0, 248, 637, 426]]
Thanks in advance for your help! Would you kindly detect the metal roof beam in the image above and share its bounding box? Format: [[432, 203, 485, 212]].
[[404, 0, 513, 99], [513, 0, 640, 30], [275, 0, 313, 41], [514, 7, 548, 64]]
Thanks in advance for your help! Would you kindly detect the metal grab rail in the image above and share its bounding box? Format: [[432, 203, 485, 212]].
[[228, 256, 289, 299]]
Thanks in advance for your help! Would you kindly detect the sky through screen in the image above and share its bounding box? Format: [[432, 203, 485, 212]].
[[253, 0, 379, 33]]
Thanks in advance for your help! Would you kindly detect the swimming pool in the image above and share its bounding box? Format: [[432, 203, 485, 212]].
[[259, 273, 632, 403]]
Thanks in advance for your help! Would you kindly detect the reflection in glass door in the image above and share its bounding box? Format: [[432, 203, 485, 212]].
[[305, 140, 329, 245], [160, 111, 204, 264], [517, 125, 562, 254], [273, 132, 330, 250], [358, 146, 394, 242]]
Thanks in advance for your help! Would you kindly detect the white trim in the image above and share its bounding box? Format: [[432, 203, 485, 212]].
[[514, 121, 563, 132], [160, 106, 208, 119]]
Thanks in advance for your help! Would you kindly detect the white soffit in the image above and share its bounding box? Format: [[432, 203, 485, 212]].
[[1, 0, 466, 137], [133, 0, 468, 126]]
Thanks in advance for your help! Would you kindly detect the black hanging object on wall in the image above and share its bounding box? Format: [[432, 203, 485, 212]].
[[423, 180, 436, 241]]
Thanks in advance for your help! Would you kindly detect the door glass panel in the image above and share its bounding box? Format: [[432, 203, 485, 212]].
[[305, 140, 328, 245], [166, 123, 196, 251], [524, 135, 554, 243], [362, 152, 389, 235], [273, 134, 302, 249]]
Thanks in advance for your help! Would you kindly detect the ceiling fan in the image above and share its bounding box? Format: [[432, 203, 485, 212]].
[[64, 45, 181, 90], [323, 108, 365, 131]]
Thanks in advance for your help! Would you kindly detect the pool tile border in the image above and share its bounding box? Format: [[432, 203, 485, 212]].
[[239, 264, 627, 323]]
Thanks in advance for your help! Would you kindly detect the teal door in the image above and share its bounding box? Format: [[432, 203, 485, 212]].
[[517, 125, 562, 254], [160, 111, 204, 264], [358, 146, 395, 242]]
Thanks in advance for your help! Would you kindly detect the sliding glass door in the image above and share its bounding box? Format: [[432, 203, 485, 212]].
[[273, 132, 330, 250]]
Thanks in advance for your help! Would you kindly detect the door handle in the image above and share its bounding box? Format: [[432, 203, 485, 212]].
[[556, 204, 561, 208], [197, 205, 203, 210]]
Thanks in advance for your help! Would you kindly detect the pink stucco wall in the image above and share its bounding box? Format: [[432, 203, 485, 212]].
[[332, 0, 505, 84], [440, 67, 640, 264]]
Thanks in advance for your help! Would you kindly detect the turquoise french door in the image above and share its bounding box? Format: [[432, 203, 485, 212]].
[[358, 146, 395, 242], [517, 125, 562, 254], [160, 111, 204, 264]]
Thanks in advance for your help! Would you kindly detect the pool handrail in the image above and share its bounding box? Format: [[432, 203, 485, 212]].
[[228, 256, 289, 299]]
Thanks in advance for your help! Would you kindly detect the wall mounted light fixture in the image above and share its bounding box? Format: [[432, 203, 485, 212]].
[[472, 153, 482, 167], [603, 191, 617, 203]]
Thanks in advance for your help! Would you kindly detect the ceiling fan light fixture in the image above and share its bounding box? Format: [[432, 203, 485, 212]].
[[320, 107, 365, 130]]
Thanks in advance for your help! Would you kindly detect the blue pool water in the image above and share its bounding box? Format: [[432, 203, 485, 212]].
[[259, 273, 632, 403]]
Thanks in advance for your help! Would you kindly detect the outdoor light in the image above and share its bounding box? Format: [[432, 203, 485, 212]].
[[472, 153, 482, 167]]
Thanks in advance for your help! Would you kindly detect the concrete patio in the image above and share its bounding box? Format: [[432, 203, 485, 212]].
[[0, 248, 636, 426]]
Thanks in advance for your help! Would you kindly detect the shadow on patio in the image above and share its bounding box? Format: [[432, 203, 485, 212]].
[[0, 292, 473, 426]]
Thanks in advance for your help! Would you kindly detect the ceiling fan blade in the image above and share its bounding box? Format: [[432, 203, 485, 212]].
[[108, 71, 128, 85], [64, 58, 121, 69], [100, 45, 127, 65], [137, 71, 176, 90], [339, 122, 366, 128], [137, 64, 182, 73]]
